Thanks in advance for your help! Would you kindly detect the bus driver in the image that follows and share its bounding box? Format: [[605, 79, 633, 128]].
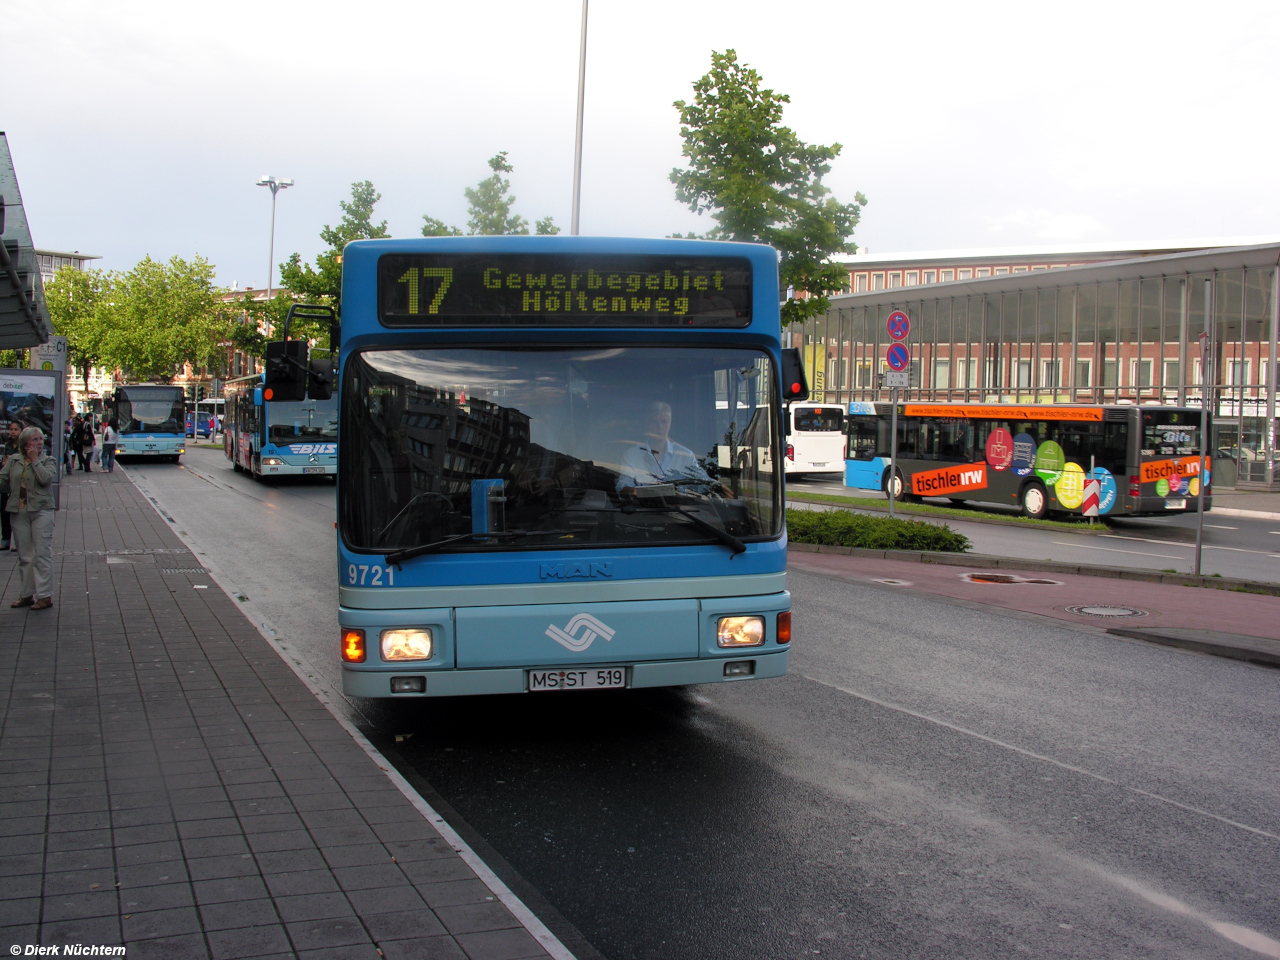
[[617, 401, 721, 495]]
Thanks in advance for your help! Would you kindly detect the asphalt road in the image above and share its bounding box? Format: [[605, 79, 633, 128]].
[[788, 475, 1280, 583], [126, 449, 1280, 960]]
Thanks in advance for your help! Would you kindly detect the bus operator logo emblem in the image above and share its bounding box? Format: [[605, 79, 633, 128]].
[[546, 614, 616, 653]]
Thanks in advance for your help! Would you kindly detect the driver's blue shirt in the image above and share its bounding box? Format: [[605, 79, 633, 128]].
[[617, 437, 710, 491]]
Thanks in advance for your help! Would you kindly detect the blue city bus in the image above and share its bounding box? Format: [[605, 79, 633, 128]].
[[223, 373, 337, 480], [110, 384, 187, 461], [335, 237, 797, 698]]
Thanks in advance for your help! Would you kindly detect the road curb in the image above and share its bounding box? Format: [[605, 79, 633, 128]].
[[1204, 506, 1280, 521], [786, 542, 1280, 597], [1104, 627, 1280, 668]]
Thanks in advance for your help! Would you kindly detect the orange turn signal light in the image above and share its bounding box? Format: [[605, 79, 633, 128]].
[[776, 611, 792, 644], [341, 629, 366, 663], [263, 387, 275, 401]]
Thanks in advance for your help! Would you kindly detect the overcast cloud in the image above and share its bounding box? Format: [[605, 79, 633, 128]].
[[4, 0, 1279, 287]]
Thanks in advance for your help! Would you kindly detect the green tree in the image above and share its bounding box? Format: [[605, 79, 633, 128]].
[[420, 153, 559, 237], [103, 255, 226, 382], [671, 49, 866, 326], [280, 180, 390, 311], [45, 265, 110, 391]]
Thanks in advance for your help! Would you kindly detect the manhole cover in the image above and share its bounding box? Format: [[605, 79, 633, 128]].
[[963, 573, 1061, 585], [1066, 605, 1148, 618]]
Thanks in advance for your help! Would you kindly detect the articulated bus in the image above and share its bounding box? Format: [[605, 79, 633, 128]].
[[223, 373, 337, 480], [844, 401, 1211, 518], [109, 384, 187, 461], [785, 402, 845, 476], [336, 237, 799, 698]]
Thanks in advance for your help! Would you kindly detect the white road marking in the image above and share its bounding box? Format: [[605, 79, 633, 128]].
[[1204, 524, 1238, 529], [1074, 860, 1280, 958], [1099, 534, 1280, 559], [1051, 540, 1185, 560], [801, 674, 1279, 843]]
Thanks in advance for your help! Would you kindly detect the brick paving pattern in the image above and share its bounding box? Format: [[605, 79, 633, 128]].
[[0, 468, 553, 960]]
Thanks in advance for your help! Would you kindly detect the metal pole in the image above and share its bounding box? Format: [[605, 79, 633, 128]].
[[267, 185, 277, 302], [1194, 279, 1211, 576], [570, 0, 588, 236], [888, 387, 899, 519]]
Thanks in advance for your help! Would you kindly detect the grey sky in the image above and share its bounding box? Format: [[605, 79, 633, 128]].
[[5, 0, 1279, 287]]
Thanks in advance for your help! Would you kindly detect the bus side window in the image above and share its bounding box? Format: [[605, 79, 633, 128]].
[[1104, 423, 1128, 475], [847, 418, 877, 461]]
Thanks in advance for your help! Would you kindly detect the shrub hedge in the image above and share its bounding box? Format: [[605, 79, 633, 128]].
[[786, 508, 970, 553]]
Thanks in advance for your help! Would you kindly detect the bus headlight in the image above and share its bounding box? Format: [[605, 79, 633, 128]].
[[717, 616, 765, 647], [262, 457, 284, 466], [381, 628, 433, 661]]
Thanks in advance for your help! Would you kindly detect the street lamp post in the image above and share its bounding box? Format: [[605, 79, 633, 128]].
[[570, 0, 588, 235], [256, 175, 294, 304]]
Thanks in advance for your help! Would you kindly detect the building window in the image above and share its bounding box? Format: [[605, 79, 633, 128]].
[[905, 271, 918, 286], [872, 273, 885, 290], [1227, 360, 1250, 385], [975, 268, 990, 278], [909, 359, 922, 388], [854, 273, 868, 292], [940, 270, 954, 282], [1031, 265, 1047, 271], [855, 361, 873, 387], [923, 270, 936, 283], [888, 272, 901, 288], [1017, 360, 1032, 388], [933, 359, 950, 388], [958, 269, 972, 280], [1013, 266, 1028, 273], [1041, 360, 1060, 388], [1133, 358, 1154, 387], [1163, 360, 1181, 386], [1102, 360, 1118, 388], [1075, 359, 1092, 387], [994, 267, 1009, 276]]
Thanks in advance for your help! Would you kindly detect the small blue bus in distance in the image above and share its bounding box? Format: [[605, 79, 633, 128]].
[[336, 236, 797, 697], [110, 383, 187, 462]]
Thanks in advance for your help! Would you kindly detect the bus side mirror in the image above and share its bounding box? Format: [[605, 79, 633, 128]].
[[841, 419, 852, 435], [780, 349, 809, 402], [254, 387, 263, 406]]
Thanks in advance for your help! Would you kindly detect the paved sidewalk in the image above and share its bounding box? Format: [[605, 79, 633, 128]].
[[0, 469, 561, 960]]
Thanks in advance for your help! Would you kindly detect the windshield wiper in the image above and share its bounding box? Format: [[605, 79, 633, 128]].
[[629, 506, 746, 555], [385, 529, 576, 567]]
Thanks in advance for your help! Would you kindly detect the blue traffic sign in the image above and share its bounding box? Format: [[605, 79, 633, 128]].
[[887, 310, 910, 341], [886, 342, 910, 371]]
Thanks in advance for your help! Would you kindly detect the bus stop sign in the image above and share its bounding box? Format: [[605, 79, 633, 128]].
[[886, 342, 910, 371], [887, 311, 910, 341]]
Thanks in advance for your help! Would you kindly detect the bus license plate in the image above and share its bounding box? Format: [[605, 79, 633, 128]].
[[303, 467, 325, 474], [1165, 498, 1187, 509], [529, 667, 626, 692]]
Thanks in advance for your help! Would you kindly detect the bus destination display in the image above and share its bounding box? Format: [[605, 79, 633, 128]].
[[378, 254, 752, 327]]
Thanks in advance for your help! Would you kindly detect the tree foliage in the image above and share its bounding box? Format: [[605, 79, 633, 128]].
[[46, 256, 229, 383], [421, 153, 559, 237], [44, 266, 109, 390], [671, 49, 866, 326], [280, 180, 390, 311]]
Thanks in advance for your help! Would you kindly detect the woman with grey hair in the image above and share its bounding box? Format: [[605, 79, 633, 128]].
[[0, 426, 58, 610]]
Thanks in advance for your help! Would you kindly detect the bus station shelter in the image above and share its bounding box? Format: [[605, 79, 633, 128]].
[[790, 243, 1280, 490], [0, 131, 53, 350]]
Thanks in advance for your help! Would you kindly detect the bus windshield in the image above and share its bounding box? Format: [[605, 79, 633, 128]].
[[794, 407, 844, 432], [341, 345, 780, 552], [268, 397, 338, 447], [1142, 420, 1200, 457], [117, 387, 185, 435]]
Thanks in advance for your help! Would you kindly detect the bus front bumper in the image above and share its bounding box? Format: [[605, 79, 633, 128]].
[[341, 650, 789, 698], [259, 458, 337, 476]]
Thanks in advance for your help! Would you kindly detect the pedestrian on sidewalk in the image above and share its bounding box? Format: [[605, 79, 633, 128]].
[[0, 419, 21, 550], [1, 426, 58, 610], [75, 417, 95, 472], [101, 418, 118, 474], [63, 419, 74, 475]]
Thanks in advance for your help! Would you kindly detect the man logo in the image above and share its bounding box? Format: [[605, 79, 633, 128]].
[[545, 613, 616, 653], [539, 561, 613, 580]]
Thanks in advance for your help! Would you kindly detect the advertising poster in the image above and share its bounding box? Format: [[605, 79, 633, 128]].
[[0, 371, 57, 438]]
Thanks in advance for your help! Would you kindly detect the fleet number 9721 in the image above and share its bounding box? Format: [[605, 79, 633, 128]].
[[347, 564, 394, 586]]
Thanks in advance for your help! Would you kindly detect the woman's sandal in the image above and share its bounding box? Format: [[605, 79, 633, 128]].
[[11, 596, 33, 608]]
